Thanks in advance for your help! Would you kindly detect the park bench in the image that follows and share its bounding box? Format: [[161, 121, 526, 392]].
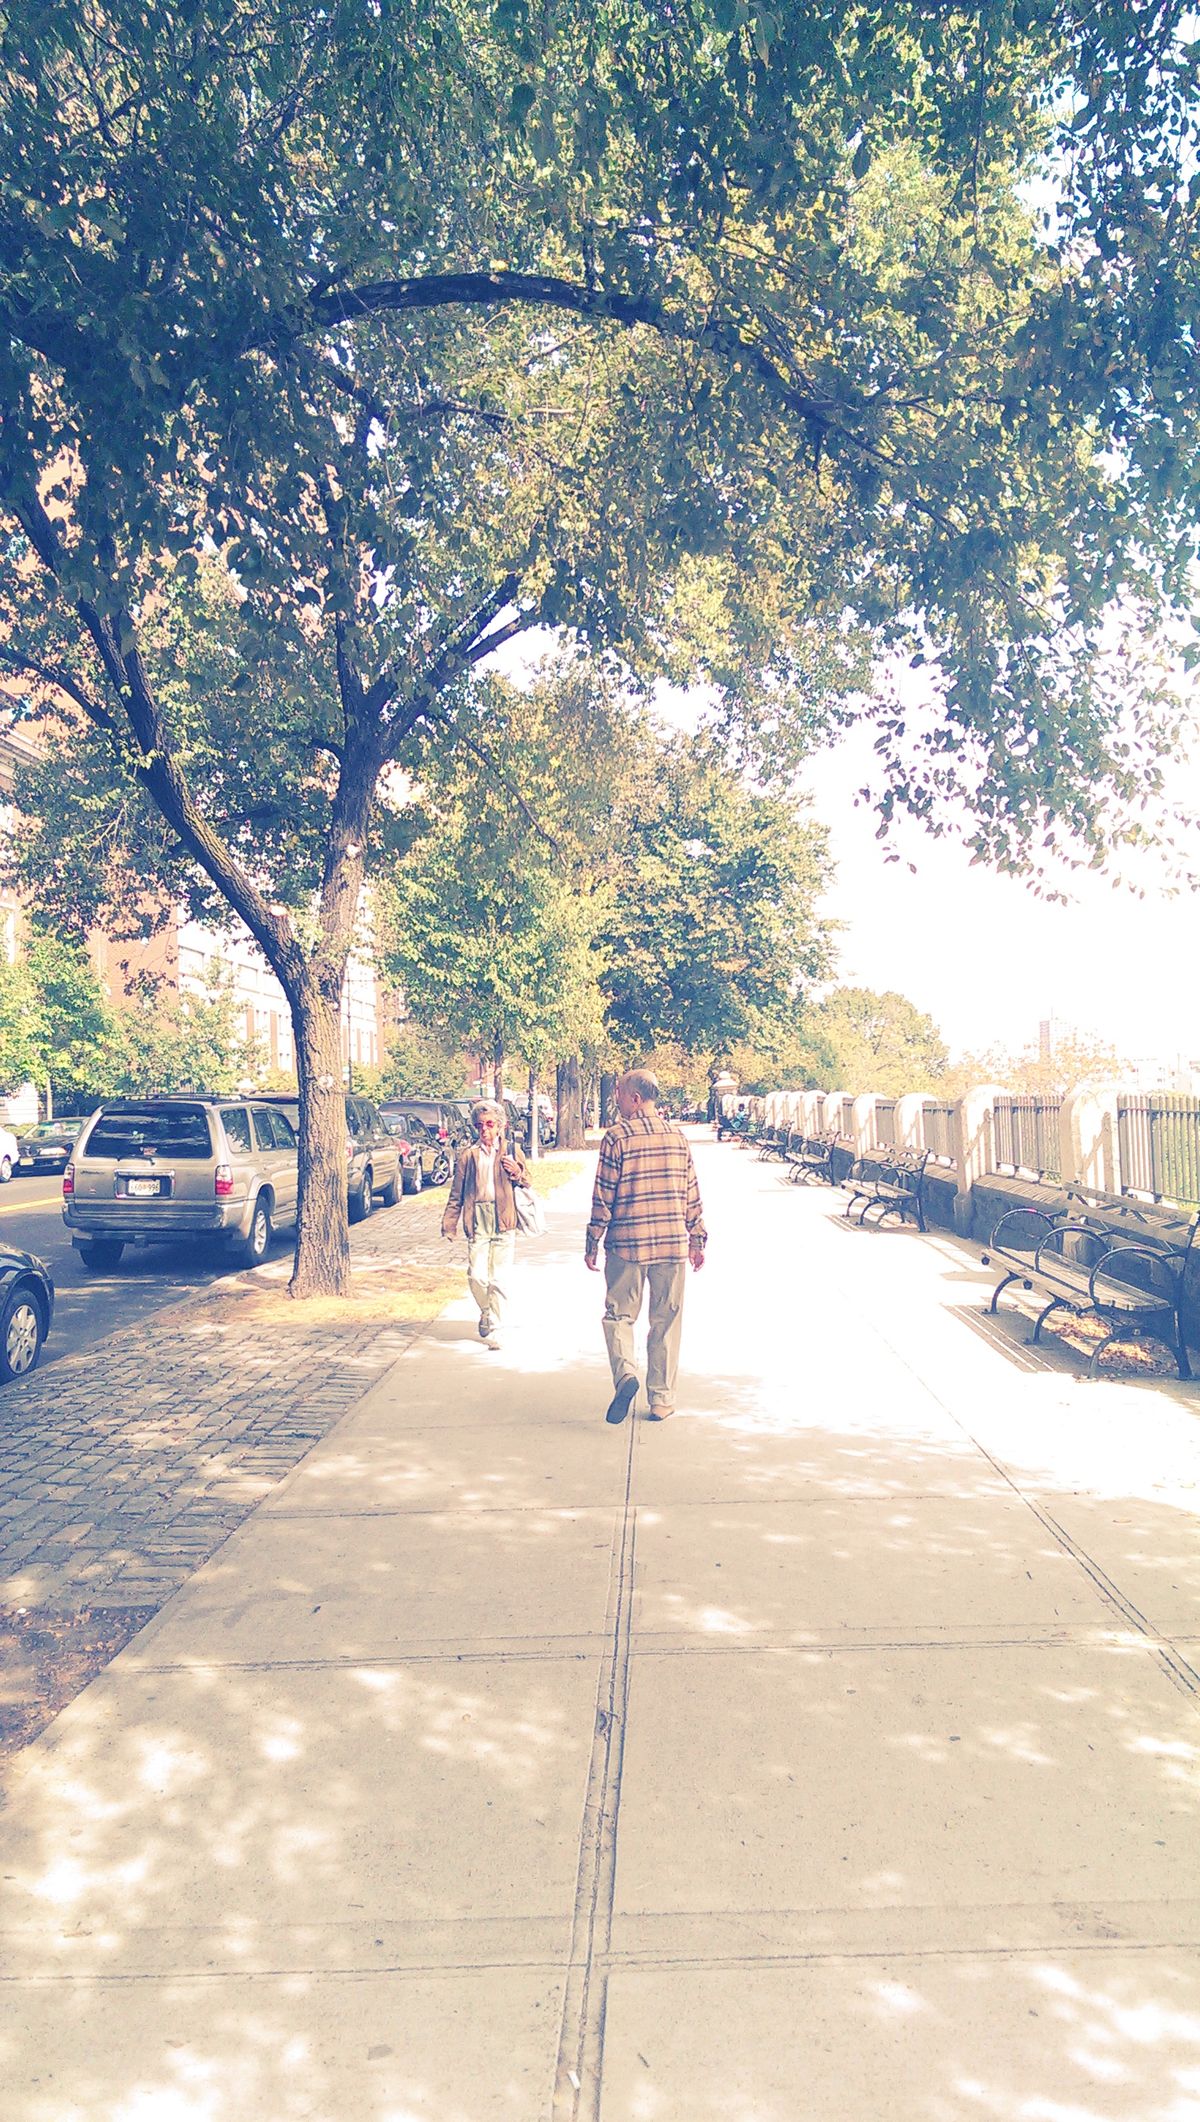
[[785, 1131, 837, 1187], [981, 1188, 1199, 1379], [757, 1124, 793, 1162], [844, 1148, 930, 1230]]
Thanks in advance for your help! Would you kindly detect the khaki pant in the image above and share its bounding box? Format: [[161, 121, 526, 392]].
[[603, 1252, 687, 1412], [467, 1203, 514, 1326]]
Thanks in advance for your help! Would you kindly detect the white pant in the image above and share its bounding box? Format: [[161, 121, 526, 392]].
[[467, 1203, 514, 1325], [602, 1252, 687, 1411]]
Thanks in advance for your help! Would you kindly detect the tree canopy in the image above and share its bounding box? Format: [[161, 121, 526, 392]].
[[602, 739, 833, 1058], [772, 984, 949, 1096], [3, 0, 1198, 1286]]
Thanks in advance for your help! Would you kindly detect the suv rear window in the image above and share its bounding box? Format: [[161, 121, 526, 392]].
[[85, 1105, 214, 1161]]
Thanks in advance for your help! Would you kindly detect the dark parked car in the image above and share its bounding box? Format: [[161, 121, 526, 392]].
[[385, 1111, 460, 1179], [0, 1246, 54, 1380], [382, 1109, 448, 1190], [265, 1094, 402, 1222], [16, 1118, 79, 1172], [381, 1097, 470, 1149]]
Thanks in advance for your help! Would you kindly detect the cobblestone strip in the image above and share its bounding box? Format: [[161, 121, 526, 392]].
[[0, 1190, 454, 1758]]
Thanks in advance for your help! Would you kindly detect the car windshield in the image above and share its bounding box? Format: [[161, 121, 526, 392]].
[[31, 1122, 68, 1136], [86, 1106, 213, 1160]]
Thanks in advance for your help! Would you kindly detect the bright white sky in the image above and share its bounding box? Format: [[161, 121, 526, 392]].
[[801, 725, 1200, 1065]]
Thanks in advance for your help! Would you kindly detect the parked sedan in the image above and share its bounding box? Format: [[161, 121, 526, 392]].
[[0, 1246, 54, 1380], [381, 1096, 470, 1150], [16, 1118, 79, 1172], [382, 1109, 447, 1190]]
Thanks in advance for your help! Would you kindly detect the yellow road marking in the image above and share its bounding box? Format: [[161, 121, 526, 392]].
[[0, 1190, 62, 1215]]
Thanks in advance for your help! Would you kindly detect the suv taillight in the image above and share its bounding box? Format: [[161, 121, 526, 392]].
[[214, 1163, 234, 1197], [62, 1162, 74, 1197]]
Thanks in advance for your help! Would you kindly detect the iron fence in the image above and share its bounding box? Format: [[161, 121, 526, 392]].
[[992, 1096, 1062, 1181], [922, 1102, 956, 1164], [1117, 1094, 1200, 1205]]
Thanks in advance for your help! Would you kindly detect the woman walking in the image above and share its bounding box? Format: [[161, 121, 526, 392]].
[[441, 1100, 528, 1350]]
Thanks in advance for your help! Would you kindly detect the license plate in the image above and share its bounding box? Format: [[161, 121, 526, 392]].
[[125, 1176, 163, 1198]]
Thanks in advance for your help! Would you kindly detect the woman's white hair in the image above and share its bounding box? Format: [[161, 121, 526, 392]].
[[471, 1100, 505, 1131]]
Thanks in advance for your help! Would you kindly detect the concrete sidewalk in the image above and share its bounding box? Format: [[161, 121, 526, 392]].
[[1, 1140, 1199, 2120]]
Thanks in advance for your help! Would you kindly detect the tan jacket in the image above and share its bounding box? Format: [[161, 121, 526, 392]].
[[442, 1139, 528, 1240]]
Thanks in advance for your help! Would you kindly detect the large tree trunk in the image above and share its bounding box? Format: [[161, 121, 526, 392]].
[[526, 1061, 540, 1160], [556, 1055, 585, 1149], [599, 1069, 617, 1128], [290, 977, 352, 1297], [492, 1035, 504, 1102]]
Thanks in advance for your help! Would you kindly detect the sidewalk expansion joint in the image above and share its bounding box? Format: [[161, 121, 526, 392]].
[[552, 1413, 638, 2122]]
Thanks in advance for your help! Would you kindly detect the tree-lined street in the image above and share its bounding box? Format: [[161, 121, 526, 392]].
[[4, 0, 1199, 1292], [2, 6, 1200, 2115]]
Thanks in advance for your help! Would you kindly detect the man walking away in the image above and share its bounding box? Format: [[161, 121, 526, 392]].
[[585, 1068, 706, 1423]]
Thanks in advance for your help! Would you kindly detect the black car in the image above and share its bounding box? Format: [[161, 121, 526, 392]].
[[382, 1109, 450, 1189], [16, 1118, 79, 1171], [0, 1247, 54, 1381], [382, 1097, 470, 1148]]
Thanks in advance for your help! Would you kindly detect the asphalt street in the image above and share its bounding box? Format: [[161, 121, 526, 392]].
[[0, 1170, 297, 1366], [0, 1156, 464, 1369]]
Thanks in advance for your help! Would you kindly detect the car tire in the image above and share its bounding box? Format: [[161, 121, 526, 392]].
[[349, 1170, 373, 1223], [0, 1156, 11, 1184], [0, 1283, 45, 1381], [431, 1151, 451, 1187], [401, 1164, 421, 1195], [233, 1194, 272, 1268], [380, 1169, 401, 1207], [78, 1239, 125, 1272]]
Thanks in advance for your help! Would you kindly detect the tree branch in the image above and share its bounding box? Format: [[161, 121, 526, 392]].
[[0, 641, 118, 736], [305, 270, 842, 438], [422, 704, 558, 847]]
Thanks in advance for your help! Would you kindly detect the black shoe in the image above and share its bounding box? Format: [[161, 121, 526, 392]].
[[605, 1376, 638, 1425]]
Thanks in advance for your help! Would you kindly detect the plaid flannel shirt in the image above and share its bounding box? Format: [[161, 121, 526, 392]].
[[586, 1111, 706, 1264]]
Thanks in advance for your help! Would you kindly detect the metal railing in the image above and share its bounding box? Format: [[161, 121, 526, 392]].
[[922, 1102, 956, 1164], [992, 1096, 1062, 1181], [873, 1098, 898, 1148], [1117, 1094, 1200, 1205]]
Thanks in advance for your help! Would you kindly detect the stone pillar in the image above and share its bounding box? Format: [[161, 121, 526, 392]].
[[801, 1090, 823, 1133], [896, 1093, 928, 1152], [1061, 1085, 1121, 1192], [851, 1094, 876, 1160], [950, 1086, 1003, 1235], [822, 1092, 844, 1135]]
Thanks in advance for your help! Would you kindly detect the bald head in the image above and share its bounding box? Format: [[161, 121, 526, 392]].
[[615, 1068, 660, 1119]]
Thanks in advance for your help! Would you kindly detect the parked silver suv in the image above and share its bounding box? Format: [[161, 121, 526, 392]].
[[64, 1096, 299, 1271]]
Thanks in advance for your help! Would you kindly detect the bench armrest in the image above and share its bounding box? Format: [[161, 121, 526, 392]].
[[1088, 1241, 1187, 1308]]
